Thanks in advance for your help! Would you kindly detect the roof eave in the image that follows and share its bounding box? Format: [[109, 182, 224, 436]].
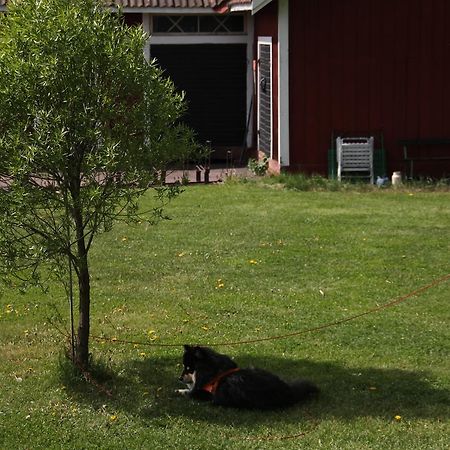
[[120, 7, 216, 13], [229, 4, 252, 12]]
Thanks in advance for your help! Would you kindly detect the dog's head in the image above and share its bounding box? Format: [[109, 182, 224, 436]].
[[179, 345, 202, 383], [179, 345, 237, 383]]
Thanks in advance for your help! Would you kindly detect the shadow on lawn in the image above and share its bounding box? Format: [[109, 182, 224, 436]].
[[61, 352, 449, 426]]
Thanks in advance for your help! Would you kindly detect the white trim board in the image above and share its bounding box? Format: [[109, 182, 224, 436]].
[[278, 0, 289, 167], [149, 35, 249, 45]]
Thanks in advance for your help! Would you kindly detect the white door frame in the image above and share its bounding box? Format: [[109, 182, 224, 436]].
[[143, 13, 255, 148]]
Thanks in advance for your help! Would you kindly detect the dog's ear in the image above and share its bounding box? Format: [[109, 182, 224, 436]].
[[194, 346, 205, 359]]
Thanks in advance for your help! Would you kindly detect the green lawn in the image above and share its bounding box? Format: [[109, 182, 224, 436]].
[[1, 180, 449, 449]]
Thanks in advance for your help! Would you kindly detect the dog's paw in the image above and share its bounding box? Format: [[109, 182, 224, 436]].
[[175, 389, 190, 396]]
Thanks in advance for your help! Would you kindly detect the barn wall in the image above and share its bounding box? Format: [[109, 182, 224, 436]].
[[289, 0, 450, 177]]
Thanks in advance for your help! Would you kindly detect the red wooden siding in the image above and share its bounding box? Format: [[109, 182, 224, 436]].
[[289, 0, 450, 177]]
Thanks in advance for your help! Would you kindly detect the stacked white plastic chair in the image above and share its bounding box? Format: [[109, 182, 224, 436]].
[[336, 136, 374, 183]]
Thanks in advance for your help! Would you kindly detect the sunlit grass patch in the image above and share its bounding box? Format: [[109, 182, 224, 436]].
[[1, 183, 449, 449]]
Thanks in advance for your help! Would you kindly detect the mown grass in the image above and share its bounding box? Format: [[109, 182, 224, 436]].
[[1, 180, 449, 449]]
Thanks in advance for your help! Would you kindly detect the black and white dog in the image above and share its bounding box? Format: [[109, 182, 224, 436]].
[[176, 345, 319, 410]]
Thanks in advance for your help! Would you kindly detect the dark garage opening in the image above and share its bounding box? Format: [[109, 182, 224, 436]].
[[151, 44, 247, 159]]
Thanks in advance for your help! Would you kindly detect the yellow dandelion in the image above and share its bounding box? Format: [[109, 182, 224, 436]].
[[147, 330, 158, 341], [121, 237, 128, 242], [249, 259, 258, 265], [177, 252, 186, 257], [394, 415, 402, 421], [139, 352, 146, 357], [109, 414, 118, 422]]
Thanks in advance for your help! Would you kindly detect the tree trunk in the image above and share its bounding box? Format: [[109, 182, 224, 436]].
[[74, 205, 91, 369], [76, 252, 90, 369]]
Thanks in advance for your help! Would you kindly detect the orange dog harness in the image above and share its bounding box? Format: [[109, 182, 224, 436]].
[[202, 368, 240, 394]]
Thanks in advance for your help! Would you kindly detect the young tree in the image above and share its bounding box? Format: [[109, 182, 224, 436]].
[[0, 0, 198, 368]]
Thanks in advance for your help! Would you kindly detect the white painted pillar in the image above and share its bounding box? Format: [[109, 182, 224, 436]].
[[142, 14, 151, 62], [278, 0, 289, 167]]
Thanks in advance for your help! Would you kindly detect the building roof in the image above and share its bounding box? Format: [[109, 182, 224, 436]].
[[115, 1, 228, 6], [112, 0, 252, 11], [0, 1, 252, 10]]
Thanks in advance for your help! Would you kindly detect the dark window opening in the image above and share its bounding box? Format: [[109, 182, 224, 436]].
[[123, 13, 143, 27]]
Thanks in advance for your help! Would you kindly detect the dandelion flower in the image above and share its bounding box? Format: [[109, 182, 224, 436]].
[[394, 415, 402, 421], [249, 259, 258, 265], [147, 330, 158, 341], [109, 414, 118, 422]]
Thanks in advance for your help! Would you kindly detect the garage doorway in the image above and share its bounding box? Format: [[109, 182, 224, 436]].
[[151, 44, 247, 154]]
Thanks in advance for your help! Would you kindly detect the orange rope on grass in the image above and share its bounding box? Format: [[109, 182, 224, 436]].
[[91, 273, 450, 349]]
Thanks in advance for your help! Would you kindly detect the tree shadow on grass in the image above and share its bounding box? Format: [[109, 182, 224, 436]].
[[60, 351, 449, 427]]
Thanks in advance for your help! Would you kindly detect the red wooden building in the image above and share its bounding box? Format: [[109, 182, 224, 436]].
[[253, 0, 450, 178], [2, 0, 449, 177]]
